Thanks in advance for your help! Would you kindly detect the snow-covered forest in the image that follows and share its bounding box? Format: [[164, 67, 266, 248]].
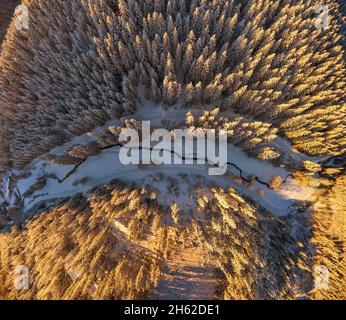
[[0, 0, 345, 300]]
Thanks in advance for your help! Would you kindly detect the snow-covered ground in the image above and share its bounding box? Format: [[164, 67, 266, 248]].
[[2, 142, 315, 217], [0, 100, 321, 218]]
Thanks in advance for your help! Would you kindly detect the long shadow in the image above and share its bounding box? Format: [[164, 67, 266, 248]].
[[254, 201, 315, 299]]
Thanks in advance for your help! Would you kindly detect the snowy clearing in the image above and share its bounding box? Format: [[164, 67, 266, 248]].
[[2, 143, 315, 217], [0, 101, 321, 218]]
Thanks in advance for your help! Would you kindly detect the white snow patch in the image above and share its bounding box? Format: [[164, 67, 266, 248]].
[[18, 144, 315, 216], [277, 177, 315, 202]]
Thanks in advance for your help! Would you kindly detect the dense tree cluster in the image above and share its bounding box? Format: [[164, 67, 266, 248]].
[[0, 0, 19, 47], [0, 182, 171, 299], [0, 0, 345, 174], [186, 109, 280, 159], [310, 175, 346, 300], [198, 187, 312, 299], [0, 179, 324, 300]]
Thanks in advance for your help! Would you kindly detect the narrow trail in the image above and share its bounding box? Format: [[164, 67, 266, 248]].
[[151, 245, 217, 300]]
